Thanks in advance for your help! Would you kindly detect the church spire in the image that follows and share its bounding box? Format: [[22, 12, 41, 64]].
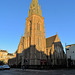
[[28, 0, 42, 16]]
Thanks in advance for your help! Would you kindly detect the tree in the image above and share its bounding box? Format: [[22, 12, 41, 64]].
[[0, 60, 5, 65]]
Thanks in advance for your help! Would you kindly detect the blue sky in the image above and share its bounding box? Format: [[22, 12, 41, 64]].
[[0, 0, 75, 53]]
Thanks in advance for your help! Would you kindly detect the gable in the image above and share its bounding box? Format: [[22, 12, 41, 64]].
[[46, 35, 56, 48], [17, 36, 24, 53], [54, 34, 60, 42]]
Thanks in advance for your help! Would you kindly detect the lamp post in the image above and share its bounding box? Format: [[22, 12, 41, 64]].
[[47, 49, 48, 65], [65, 43, 68, 68]]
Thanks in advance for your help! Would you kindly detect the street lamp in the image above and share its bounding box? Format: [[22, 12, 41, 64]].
[[65, 43, 68, 68], [46, 49, 48, 65]]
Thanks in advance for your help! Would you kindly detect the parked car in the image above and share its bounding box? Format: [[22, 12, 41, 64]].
[[3, 65, 10, 70], [0, 66, 4, 70]]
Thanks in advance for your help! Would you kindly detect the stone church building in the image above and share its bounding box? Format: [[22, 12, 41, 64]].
[[8, 0, 66, 68]]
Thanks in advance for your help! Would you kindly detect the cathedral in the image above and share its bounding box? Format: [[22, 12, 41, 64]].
[[8, 0, 66, 68]]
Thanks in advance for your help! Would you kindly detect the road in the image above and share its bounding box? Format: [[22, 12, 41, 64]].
[[0, 69, 75, 75]]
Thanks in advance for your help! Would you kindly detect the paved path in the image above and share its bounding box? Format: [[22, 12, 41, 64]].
[[0, 69, 75, 75]]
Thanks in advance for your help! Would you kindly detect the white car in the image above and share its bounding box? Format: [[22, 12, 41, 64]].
[[3, 65, 10, 70], [0, 66, 4, 70]]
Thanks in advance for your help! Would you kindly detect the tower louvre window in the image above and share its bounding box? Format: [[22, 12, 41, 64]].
[[33, 4, 35, 6]]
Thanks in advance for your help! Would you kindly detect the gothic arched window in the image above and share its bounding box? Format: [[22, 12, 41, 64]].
[[37, 22, 40, 30], [30, 21, 32, 30]]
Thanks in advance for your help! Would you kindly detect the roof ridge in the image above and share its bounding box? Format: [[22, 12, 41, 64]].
[[66, 44, 75, 47], [0, 50, 7, 52], [46, 35, 56, 39]]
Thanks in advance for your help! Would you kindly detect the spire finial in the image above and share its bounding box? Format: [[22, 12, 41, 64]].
[[56, 32, 58, 35]]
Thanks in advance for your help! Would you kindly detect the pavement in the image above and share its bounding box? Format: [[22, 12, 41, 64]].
[[14, 68, 50, 72], [0, 69, 75, 75]]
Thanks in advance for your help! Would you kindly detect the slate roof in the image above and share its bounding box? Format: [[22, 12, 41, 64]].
[[46, 35, 56, 48], [66, 44, 75, 47]]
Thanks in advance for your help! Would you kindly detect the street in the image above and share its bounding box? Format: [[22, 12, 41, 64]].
[[0, 69, 75, 75]]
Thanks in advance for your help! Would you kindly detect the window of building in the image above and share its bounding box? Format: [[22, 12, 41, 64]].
[[5, 53, 7, 55], [37, 22, 40, 30], [66, 48, 69, 50], [8, 56, 10, 58], [55, 47, 56, 50], [73, 51, 74, 53], [33, 4, 35, 7], [57, 46, 59, 53], [60, 48, 61, 52], [4, 56, 6, 58], [30, 21, 32, 30], [1, 56, 3, 58], [38, 38, 39, 46], [70, 56, 71, 59]]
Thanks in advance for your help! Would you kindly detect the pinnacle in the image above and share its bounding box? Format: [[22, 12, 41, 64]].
[[28, 0, 42, 16]]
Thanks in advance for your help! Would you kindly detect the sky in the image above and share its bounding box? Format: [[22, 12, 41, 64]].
[[0, 0, 75, 53]]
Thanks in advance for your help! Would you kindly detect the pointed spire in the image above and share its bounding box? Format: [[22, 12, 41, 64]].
[[21, 34, 24, 38], [28, 0, 42, 16]]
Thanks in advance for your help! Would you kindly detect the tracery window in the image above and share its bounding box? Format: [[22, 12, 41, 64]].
[[30, 21, 32, 30], [57, 46, 59, 53], [37, 22, 40, 30]]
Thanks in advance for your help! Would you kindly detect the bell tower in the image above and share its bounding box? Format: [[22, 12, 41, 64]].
[[24, 0, 46, 65]]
